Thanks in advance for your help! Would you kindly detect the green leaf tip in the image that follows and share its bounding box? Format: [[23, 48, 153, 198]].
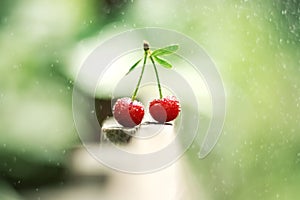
[[126, 58, 142, 75], [153, 56, 172, 69], [151, 44, 179, 57]]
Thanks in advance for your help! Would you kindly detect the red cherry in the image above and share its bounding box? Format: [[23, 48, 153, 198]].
[[113, 97, 145, 127], [149, 96, 180, 123]]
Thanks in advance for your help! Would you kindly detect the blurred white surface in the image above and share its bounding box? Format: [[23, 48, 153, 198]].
[[23, 122, 204, 200]]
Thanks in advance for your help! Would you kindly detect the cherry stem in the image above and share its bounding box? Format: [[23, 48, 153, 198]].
[[149, 55, 163, 99], [131, 50, 147, 101]]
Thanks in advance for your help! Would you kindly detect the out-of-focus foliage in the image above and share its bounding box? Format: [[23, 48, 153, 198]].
[[0, 0, 129, 194]]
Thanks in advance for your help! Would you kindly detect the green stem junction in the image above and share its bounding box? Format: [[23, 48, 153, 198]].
[[131, 41, 163, 101]]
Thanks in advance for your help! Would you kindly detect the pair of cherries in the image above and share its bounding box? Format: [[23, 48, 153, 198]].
[[112, 41, 180, 127], [113, 96, 180, 127]]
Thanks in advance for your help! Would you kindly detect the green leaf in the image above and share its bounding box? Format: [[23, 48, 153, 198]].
[[153, 56, 172, 69], [151, 44, 179, 57], [126, 58, 142, 75]]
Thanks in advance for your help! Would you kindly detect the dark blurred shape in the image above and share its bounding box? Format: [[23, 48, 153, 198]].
[[95, 98, 113, 126], [0, 0, 17, 26], [101, 0, 129, 22], [76, 0, 130, 39], [0, 151, 66, 190], [277, 0, 300, 47]]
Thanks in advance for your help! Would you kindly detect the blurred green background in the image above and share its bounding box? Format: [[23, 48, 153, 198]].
[[0, 0, 299, 199]]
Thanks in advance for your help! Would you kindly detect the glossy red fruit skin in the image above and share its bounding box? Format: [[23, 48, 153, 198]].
[[149, 96, 180, 123], [113, 97, 145, 127]]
